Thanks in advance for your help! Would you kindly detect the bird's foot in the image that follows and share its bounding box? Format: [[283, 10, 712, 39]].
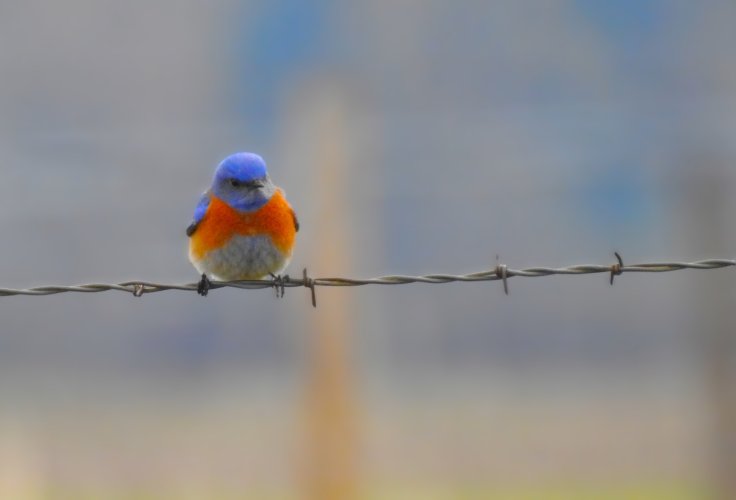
[[197, 273, 211, 296], [270, 273, 289, 298]]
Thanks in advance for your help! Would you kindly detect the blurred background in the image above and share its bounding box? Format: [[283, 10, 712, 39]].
[[1, 1, 735, 498]]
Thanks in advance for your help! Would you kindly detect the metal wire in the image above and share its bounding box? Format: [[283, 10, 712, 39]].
[[0, 257, 734, 307]]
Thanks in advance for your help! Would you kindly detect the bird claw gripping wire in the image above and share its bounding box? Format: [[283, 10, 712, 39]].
[[197, 273, 212, 296], [270, 273, 289, 298]]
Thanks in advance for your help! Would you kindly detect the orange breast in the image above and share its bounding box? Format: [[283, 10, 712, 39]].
[[189, 190, 296, 260]]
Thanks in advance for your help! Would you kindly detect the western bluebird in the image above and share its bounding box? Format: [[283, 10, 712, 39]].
[[187, 152, 299, 296]]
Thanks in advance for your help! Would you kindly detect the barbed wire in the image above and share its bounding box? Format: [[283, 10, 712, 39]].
[[0, 254, 734, 307]]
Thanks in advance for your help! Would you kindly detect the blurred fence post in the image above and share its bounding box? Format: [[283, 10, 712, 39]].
[[685, 167, 736, 499], [298, 83, 358, 500]]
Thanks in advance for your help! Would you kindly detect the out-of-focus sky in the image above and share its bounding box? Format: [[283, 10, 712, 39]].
[[1, 1, 735, 497]]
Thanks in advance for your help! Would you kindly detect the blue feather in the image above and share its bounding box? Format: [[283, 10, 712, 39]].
[[186, 191, 211, 236], [211, 152, 274, 212], [215, 153, 267, 184]]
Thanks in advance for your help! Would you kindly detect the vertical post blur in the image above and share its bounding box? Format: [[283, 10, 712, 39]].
[[687, 167, 736, 499], [302, 85, 358, 500]]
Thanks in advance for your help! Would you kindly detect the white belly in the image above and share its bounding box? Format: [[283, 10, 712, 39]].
[[189, 234, 291, 280]]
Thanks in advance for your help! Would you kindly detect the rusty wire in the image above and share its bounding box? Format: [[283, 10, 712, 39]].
[[0, 255, 734, 307]]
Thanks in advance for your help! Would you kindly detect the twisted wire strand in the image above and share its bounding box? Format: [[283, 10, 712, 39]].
[[0, 258, 733, 298]]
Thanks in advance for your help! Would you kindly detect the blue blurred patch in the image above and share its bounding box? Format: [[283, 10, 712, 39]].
[[578, 164, 652, 228], [229, 0, 335, 140], [574, 0, 662, 38]]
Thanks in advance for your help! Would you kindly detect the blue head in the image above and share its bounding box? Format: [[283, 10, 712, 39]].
[[211, 152, 276, 211]]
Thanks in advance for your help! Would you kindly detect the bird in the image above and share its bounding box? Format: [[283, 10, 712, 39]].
[[187, 152, 299, 296]]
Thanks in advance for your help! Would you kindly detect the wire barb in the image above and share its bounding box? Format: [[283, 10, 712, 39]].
[[0, 257, 734, 298], [495, 264, 509, 295], [303, 268, 317, 308], [610, 251, 624, 285]]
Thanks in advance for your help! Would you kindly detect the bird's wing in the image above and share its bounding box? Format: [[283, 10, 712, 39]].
[[186, 190, 211, 237], [290, 208, 300, 233]]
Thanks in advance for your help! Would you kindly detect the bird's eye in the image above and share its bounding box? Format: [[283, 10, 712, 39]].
[[229, 179, 242, 188]]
